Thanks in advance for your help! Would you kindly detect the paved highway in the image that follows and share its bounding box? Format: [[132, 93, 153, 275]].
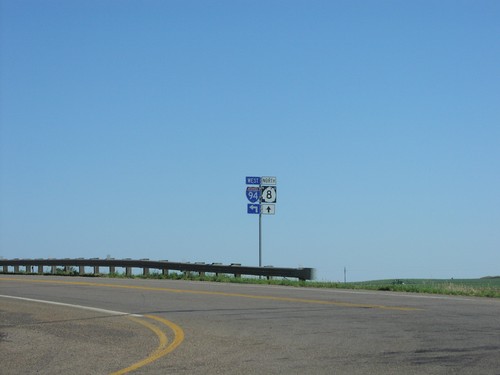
[[1, 275, 499, 374]]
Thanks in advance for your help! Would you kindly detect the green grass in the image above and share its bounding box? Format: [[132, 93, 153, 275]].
[[119, 272, 500, 298], [5, 268, 500, 298], [194, 274, 500, 298], [302, 277, 500, 298]]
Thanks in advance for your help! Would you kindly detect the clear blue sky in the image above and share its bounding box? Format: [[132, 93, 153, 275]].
[[1, 1, 499, 281]]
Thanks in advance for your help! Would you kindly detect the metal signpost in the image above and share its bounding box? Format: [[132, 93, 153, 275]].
[[246, 176, 277, 267]]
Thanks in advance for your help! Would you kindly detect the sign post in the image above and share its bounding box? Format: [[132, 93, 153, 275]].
[[259, 211, 262, 268], [246, 176, 277, 268]]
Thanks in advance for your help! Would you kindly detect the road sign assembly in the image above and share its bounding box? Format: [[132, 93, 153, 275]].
[[245, 176, 277, 267]]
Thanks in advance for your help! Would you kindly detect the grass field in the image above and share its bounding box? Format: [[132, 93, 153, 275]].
[[136, 272, 500, 298], [4, 268, 500, 298], [163, 274, 500, 298], [312, 277, 500, 298]]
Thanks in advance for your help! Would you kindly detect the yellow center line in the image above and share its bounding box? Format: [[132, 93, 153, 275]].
[[0, 277, 421, 311], [110, 314, 184, 375], [146, 314, 185, 353]]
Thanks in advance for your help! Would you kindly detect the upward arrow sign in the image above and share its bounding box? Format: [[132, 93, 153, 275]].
[[261, 204, 275, 215]]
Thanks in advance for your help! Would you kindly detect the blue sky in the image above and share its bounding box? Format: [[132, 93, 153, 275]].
[[1, 1, 499, 281]]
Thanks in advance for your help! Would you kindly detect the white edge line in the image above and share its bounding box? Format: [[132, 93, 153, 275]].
[[0, 295, 142, 317]]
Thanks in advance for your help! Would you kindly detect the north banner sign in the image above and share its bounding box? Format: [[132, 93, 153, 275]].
[[261, 176, 276, 185]]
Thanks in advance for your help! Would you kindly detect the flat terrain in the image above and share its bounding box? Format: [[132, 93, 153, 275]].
[[1, 275, 499, 374]]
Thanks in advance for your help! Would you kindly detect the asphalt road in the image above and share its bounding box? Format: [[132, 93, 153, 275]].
[[1, 275, 499, 374]]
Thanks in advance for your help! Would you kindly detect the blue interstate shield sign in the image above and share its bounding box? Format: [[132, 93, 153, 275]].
[[246, 186, 261, 203]]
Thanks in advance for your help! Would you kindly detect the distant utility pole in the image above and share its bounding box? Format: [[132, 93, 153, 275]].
[[344, 266, 347, 283]]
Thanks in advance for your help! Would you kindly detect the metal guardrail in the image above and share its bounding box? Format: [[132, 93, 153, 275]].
[[0, 258, 314, 281]]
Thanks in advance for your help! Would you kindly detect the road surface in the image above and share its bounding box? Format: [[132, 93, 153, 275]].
[[1, 275, 499, 374]]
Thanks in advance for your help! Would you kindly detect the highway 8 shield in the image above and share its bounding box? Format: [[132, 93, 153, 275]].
[[260, 186, 277, 203]]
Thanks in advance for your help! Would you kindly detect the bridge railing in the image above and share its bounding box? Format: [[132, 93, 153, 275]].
[[0, 258, 314, 281]]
